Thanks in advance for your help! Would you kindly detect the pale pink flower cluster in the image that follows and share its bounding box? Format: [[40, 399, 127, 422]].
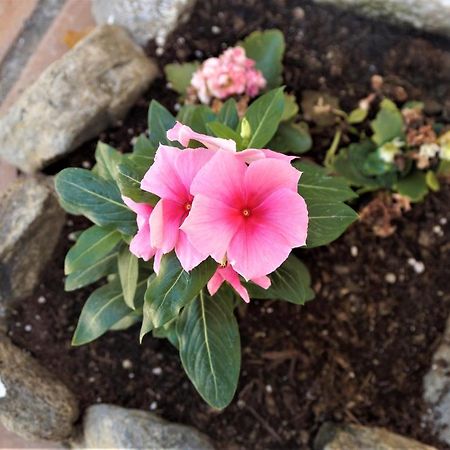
[[123, 123, 308, 302], [191, 47, 266, 104]]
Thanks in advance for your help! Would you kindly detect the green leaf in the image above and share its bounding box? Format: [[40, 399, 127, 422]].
[[206, 121, 242, 145], [177, 104, 216, 135], [268, 122, 312, 154], [177, 288, 240, 409], [395, 171, 428, 202], [65, 250, 118, 291], [153, 318, 179, 349], [243, 87, 285, 148], [95, 142, 122, 180], [371, 99, 404, 146], [72, 277, 147, 346], [55, 168, 136, 235], [140, 254, 216, 339], [363, 152, 395, 176], [347, 107, 368, 124], [117, 157, 158, 205], [295, 161, 359, 247], [282, 94, 299, 121], [246, 255, 314, 304], [133, 133, 157, 157], [65, 225, 121, 275], [148, 100, 178, 147], [118, 247, 139, 309], [241, 29, 285, 89], [425, 170, 440, 192], [164, 62, 199, 95], [217, 98, 239, 129]]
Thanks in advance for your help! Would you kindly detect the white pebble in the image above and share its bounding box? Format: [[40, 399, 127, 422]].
[[194, 50, 203, 59], [156, 47, 164, 56], [433, 225, 444, 237], [122, 359, 133, 370], [155, 35, 165, 47], [68, 232, 78, 242], [265, 384, 273, 393], [266, 307, 274, 314], [152, 367, 162, 375], [150, 401, 158, 410], [211, 25, 221, 34], [407, 258, 425, 274], [24, 324, 32, 332], [81, 160, 91, 169], [128, 372, 135, 379], [385, 273, 397, 284], [439, 217, 447, 225], [350, 246, 358, 257], [0, 377, 7, 398], [37, 296, 46, 304]]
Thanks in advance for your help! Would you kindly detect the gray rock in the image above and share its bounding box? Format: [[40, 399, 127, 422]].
[[424, 315, 450, 445], [0, 335, 79, 441], [314, 423, 436, 450], [77, 404, 214, 449], [0, 25, 158, 173], [92, 0, 196, 46], [312, 0, 450, 37], [0, 176, 65, 305]]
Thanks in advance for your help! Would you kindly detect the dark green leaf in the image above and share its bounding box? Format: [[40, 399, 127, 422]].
[[246, 255, 314, 304], [177, 288, 240, 409], [164, 62, 199, 95], [206, 121, 242, 145], [177, 104, 216, 135], [395, 171, 428, 202], [268, 122, 312, 154], [148, 100, 178, 147], [72, 277, 147, 345], [133, 133, 157, 157], [140, 254, 216, 339], [65, 250, 118, 291], [243, 87, 285, 148], [65, 225, 121, 275], [95, 142, 122, 180], [55, 168, 136, 235], [241, 29, 285, 89], [281, 93, 299, 121], [217, 98, 239, 129], [118, 247, 139, 309], [153, 318, 179, 349]]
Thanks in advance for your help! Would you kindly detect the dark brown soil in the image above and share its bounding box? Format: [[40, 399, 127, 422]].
[[13, 0, 450, 449]]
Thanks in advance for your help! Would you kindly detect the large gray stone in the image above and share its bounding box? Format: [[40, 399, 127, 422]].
[[77, 404, 214, 449], [0, 176, 65, 305], [0, 25, 158, 173], [0, 335, 79, 441], [92, 0, 196, 46], [313, 0, 450, 37], [314, 423, 436, 450], [424, 315, 450, 445]]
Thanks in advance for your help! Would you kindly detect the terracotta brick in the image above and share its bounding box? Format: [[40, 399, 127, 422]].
[[0, 0, 39, 65], [0, 0, 95, 113]]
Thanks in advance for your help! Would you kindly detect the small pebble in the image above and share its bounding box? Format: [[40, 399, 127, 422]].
[[155, 35, 165, 47], [266, 307, 274, 314], [385, 273, 397, 284], [237, 399, 246, 409], [407, 258, 425, 274], [156, 47, 164, 56], [265, 384, 273, 393], [433, 225, 444, 237], [88, 376, 95, 383], [439, 217, 447, 225], [211, 25, 221, 34], [128, 372, 135, 379], [68, 232, 78, 242], [150, 401, 158, 410], [81, 160, 91, 169], [293, 6, 305, 20], [24, 324, 32, 332], [152, 367, 162, 375], [174, 103, 181, 112], [350, 246, 358, 257], [194, 49, 203, 59], [122, 359, 133, 370]]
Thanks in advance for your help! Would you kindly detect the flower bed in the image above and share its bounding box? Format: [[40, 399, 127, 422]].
[[6, 0, 450, 448]]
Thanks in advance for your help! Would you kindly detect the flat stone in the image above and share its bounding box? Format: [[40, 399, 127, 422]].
[[424, 315, 450, 445], [0, 24, 157, 173], [91, 0, 196, 46], [314, 423, 436, 450], [312, 0, 450, 37], [0, 335, 79, 441], [0, 176, 65, 305], [77, 404, 214, 449]]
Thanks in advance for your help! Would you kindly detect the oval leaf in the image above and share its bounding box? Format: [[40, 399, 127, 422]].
[[118, 247, 139, 309], [177, 289, 240, 409]]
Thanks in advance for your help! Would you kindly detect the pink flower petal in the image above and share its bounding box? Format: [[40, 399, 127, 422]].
[[260, 149, 298, 162], [244, 158, 301, 207], [129, 224, 155, 261], [190, 150, 246, 207], [228, 188, 308, 280], [251, 275, 271, 289], [181, 194, 242, 263], [175, 230, 207, 272], [219, 265, 250, 303], [149, 199, 186, 253], [153, 249, 164, 275], [167, 122, 236, 152], [122, 196, 153, 219], [207, 269, 224, 296], [141, 145, 188, 202]]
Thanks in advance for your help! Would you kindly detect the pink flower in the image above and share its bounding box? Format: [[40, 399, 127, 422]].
[[181, 150, 309, 280], [208, 263, 271, 303], [122, 196, 157, 262], [140, 145, 214, 272], [191, 46, 266, 104], [167, 122, 295, 164]]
